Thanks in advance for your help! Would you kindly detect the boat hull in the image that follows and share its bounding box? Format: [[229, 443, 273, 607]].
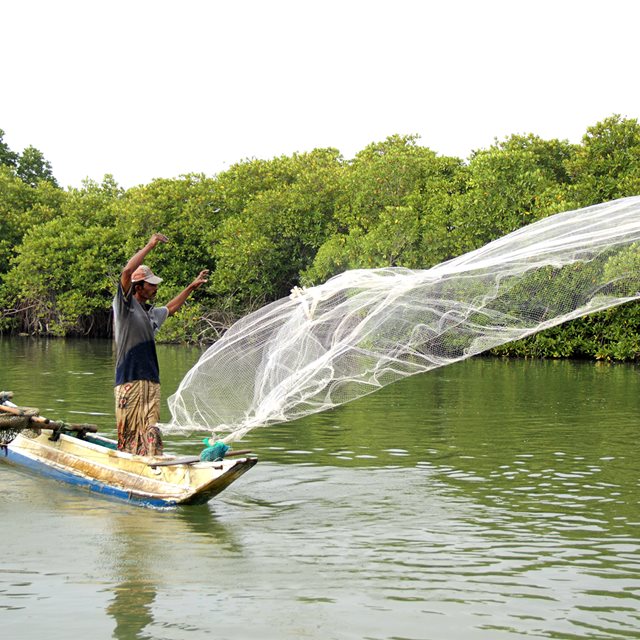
[[1, 429, 256, 508]]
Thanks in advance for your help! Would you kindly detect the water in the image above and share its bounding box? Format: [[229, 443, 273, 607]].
[[1, 337, 640, 639]]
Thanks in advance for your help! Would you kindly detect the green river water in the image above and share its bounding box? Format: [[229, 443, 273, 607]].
[[1, 336, 639, 639]]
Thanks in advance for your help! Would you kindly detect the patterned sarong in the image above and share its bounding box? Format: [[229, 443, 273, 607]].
[[115, 380, 164, 456]]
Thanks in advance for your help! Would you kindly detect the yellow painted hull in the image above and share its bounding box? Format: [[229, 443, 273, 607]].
[[2, 429, 257, 507]]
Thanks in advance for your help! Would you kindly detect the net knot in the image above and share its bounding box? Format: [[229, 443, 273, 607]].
[[289, 285, 320, 319], [289, 286, 306, 299]]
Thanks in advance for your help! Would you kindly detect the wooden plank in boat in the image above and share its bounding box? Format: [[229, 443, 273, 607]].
[[149, 456, 203, 467], [149, 450, 253, 467]]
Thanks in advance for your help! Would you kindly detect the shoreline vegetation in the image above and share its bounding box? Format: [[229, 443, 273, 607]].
[[2, 115, 640, 361]]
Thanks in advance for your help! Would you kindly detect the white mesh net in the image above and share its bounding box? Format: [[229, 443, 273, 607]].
[[167, 196, 640, 441]]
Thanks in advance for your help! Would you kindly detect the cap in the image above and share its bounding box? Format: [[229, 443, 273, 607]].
[[131, 265, 163, 284]]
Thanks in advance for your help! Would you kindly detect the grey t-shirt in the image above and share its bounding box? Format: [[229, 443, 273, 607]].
[[113, 283, 169, 385]]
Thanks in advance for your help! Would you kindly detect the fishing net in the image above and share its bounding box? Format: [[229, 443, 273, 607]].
[[167, 196, 640, 441], [0, 405, 40, 444], [0, 414, 29, 445]]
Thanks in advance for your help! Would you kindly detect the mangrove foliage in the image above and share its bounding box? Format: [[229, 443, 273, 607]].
[[1, 116, 640, 360]]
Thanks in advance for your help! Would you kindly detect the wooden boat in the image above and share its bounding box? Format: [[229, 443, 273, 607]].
[[0, 394, 257, 508]]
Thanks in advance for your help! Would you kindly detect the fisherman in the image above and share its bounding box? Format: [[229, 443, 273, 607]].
[[113, 232, 208, 455]]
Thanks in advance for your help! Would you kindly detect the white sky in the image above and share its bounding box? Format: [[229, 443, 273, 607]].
[[4, 0, 640, 190]]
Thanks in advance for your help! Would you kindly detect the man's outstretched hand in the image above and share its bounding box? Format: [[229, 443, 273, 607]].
[[149, 233, 169, 248], [190, 269, 210, 290]]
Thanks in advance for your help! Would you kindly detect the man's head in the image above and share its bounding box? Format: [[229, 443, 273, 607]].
[[132, 265, 162, 285], [132, 265, 162, 302]]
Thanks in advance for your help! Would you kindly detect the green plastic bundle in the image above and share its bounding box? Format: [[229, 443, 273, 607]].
[[199, 439, 230, 461]]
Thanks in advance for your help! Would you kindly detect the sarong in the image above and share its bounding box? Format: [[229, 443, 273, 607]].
[[115, 380, 164, 456]]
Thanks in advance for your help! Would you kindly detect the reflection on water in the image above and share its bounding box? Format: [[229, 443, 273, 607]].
[[104, 506, 242, 639], [1, 338, 640, 639], [108, 579, 156, 640]]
